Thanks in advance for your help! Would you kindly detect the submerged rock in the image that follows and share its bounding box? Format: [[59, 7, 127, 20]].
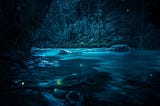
[[54, 73, 87, 88], [52, 60, 60, 67], [66, 91, 82, 105], [59, 49, 72, 55], [37, 80, 55, 88], [66, 91, 80, 101], [42, 92, 64, 106], [108, 44, 131, 52], [53, 88, 67, 99], [37, 59, 60, 67]]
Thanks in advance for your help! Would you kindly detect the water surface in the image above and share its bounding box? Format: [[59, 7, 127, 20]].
[[11, 48, 160, 106]]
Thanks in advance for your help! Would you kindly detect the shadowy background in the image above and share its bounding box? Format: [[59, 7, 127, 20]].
[[0, 0, 160, 105]]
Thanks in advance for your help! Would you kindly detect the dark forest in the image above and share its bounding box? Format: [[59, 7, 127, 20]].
[[0, 0, 160, 106]]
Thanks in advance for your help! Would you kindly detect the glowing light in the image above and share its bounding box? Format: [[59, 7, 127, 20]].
[[21, 81, 25, 86], [126, 9, 130, 12], [56, 80, 62, 86], [72, 73, 77, 76], [80, 64, 83, 67], [54, 88, 57, 92], [150, 74, 153, 77]]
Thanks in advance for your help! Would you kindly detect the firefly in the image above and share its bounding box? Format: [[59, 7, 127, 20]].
[[80, 64, 83, 67], [56, 79, 62, 86], [54, 88, 57, 92], [21, 81, 25, 86], [149, 74, 153, 77], [126, 9, 130, 12]]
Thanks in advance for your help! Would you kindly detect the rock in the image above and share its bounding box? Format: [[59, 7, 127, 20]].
[[45, 60, 60, 67], [55, 73, 87, 88], [59, 49, 72, 55], [37, 80, 55, 88], [66, 91, 83, 106], [108, 44, 131, 52], [53, 88, 67, 99], [38, 82, 51, 88], [42, 92, 64, 106], [66, 91, 80, 101], [37, 59, 60, 67], [52, 60, 60, 67]]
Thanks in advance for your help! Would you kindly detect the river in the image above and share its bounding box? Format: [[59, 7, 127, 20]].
[[9, 48, 160, 106]]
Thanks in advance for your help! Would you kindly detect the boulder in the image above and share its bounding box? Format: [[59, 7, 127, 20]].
[[54, 73, 87, 88], [37, 59, 60, 67], [53, 89, 67, 99], [108, 44, 131, 52], [59, 49, 72, 55], [66, 91, 80, 101]]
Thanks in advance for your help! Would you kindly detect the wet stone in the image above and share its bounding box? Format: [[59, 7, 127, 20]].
[[59, 49, 72, 55], [55, 73, 87, 88], [66, 91, 80, 101], [9, 48, 160, 106], [108, 44, 131, 52], [53, 88, 67, 99]]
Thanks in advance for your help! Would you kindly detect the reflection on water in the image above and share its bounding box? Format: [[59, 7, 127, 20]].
[[10, 49, 160, 106]]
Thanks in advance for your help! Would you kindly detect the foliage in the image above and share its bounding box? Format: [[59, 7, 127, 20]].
[[32, 0, 158, 49]]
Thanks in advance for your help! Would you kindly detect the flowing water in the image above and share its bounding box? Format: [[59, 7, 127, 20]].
[[8, 48, 160, 106]]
